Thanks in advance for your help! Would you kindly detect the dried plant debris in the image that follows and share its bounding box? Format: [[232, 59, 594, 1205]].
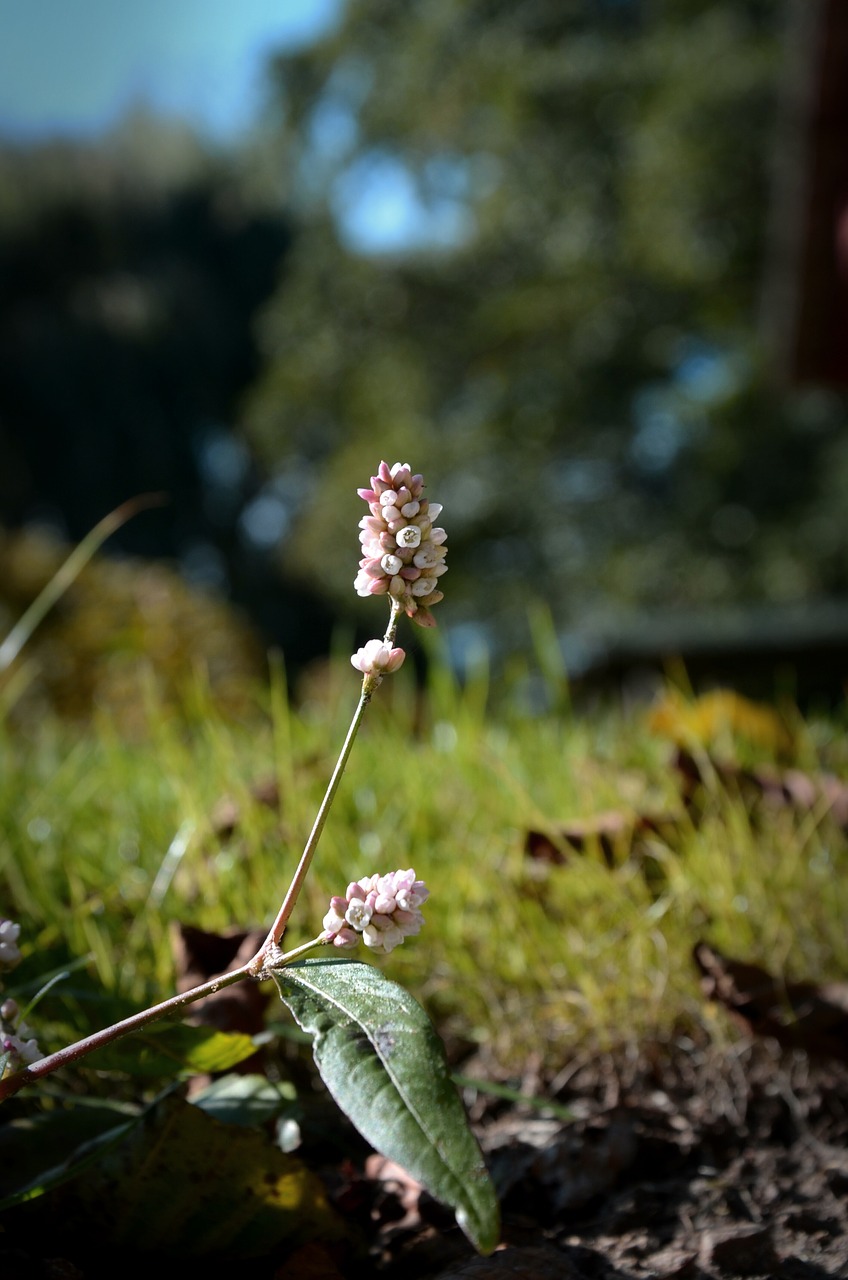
[[694, 942, 848, 1064]]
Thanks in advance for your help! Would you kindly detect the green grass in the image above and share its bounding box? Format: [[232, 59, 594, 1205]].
[[2, 652, 847, 1072]]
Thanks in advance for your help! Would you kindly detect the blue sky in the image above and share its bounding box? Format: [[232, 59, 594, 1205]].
[[0, 0, 342, 142], [0, 0, 472, 255]]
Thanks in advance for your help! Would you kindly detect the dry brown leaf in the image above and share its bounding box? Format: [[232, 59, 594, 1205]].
[[525, 811, 680, 871], [694, 941, 848, 1063], [171, 924, 270, 1084], [675, 749, 848, 831], [211, 776, 281, 837]]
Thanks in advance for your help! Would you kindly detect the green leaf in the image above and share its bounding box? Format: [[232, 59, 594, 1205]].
[[191, 1073, 296, 1127], [0, 1105, 138, 1209], [70, 1095, 349, 1258], [272, 957, 500, 1255], [87, 1021, 257, 1077]]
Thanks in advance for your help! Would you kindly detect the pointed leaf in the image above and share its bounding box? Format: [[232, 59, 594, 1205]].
[[87, 1021, 257, 1077], [272, 957, 499, 1254], [8, 1096, 351, 1260], [0, 1105, 138, 1210], [191, 1073, 296, 1126]]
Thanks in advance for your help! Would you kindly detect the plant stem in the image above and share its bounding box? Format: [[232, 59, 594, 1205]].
[[0, 963, 251, 1102], [253, 691, 371, 961], [1, 601, 404, 1101], [274, 934, 329, 967], [253, 600, 404, 964], [382, 599, 402, 648], [0, 935, 331, 1102]]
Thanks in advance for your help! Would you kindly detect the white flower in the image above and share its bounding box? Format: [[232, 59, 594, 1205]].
[[396, 525, 422, 550], [0, 920, 22, 971], [344, 898, 373, 930]]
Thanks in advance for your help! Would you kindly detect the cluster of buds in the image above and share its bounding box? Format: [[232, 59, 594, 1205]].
[[355, 461, 447, 628], [351, 638, 406, 680], [1, 919, 42, 1078], [322, 869, 429, 955]]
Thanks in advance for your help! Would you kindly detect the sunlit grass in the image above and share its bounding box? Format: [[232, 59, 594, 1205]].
[[2, 653, 846, 1073]]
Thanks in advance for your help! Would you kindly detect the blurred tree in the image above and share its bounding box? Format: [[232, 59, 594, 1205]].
[[244, 0, 848, 654], [0, 114, 335, 671]]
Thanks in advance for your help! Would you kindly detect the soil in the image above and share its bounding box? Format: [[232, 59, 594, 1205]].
[[361, 1038, 848, 1279], [3, 1036, 846, 1279]]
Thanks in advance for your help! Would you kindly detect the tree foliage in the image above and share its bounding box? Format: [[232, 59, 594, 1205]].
[[245, 0, 848, 651]]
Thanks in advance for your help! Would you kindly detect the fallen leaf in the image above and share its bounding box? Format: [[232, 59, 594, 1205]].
[[483, 1114, 637, 1218], [211, 776, 281, 838], [172, 923, 268, 1037], [694, 942, 848, 1063], [675, 749, 848, 831], [59, 1095, 350, 1260], [700, 1223, 779, 1275], [525, 812, 679, 882], [171, 924, 270, 1086], [649, 689, 794, 756], [364, 1154, 424, 1233]]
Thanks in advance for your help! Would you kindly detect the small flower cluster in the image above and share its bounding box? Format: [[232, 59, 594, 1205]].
[[351, 638, 406, 679], [355, 461, 447, 628], [0, 919, 22, 970], [0, 919, 42, 1078], [322, 869, 429, 955]]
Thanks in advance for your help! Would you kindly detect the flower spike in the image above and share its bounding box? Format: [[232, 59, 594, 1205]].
[[0, 919, 42, 1078], [355, 461, 447, 627], [322, 869, 429, 955]]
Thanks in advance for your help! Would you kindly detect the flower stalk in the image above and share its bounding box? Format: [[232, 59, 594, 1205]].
[[1, 462, 443, 1101]]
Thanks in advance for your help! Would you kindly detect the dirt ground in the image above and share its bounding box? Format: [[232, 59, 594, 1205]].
[[364, 1039, 848, 1280], [3, 1035, 846, 1279]]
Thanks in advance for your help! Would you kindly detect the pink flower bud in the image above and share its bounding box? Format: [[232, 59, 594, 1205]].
[[322, 905, 347, 933], [393, 909, 424, 934], [351, 640, 406, 677], [322, 869, 428, 953], [329, 926, 359, 949], [356, 464, 448, 624]]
